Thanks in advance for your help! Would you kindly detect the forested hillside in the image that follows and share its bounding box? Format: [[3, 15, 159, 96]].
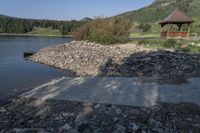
[[0, 15, 84, 35], [117, 0, 200, 22]]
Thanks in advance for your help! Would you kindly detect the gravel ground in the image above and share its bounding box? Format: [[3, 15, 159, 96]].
[[1, 97, 200, 133]]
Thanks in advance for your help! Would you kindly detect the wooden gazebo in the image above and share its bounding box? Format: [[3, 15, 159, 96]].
[[159, 9, 194, 38]]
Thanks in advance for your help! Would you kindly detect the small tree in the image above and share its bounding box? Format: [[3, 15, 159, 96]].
[[138, 23, 151, 32], [60, 25, 68, 35]]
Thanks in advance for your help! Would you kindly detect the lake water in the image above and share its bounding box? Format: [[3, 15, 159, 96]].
[[0, 36, 73, 102]]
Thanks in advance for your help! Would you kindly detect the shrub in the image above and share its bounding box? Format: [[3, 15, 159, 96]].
[[182, 45, 200, 53], [137, 39, 164, 46], [138, 40, 149, 45], [73, 18, 131, 44], [162, 39, 179, 48], [180, 47, 190, 52]]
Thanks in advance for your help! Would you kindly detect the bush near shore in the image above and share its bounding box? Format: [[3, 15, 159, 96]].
[[74, 18, 131, 44]]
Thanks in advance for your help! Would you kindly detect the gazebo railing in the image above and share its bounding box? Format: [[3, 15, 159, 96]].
[[161, 31, 188, 38]]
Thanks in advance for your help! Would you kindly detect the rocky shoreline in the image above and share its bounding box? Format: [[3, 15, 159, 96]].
[[29, 41, 153, 76], [30, 41, 200, 78], [1, 97, 200, 133]]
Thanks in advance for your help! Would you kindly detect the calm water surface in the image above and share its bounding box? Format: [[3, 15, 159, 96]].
[[0, 36, 73, 101]]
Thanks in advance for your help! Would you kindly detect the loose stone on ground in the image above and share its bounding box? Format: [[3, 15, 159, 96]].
[[1, 97, 200, 133]]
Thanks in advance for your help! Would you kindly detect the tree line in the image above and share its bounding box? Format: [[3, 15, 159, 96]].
[[0, 16, 85, 35]]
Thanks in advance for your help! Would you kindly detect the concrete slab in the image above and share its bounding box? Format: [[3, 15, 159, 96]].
[[22, 77, 200, 107]]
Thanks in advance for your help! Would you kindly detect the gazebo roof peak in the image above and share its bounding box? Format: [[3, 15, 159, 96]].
[[159, 9, 194, 26]]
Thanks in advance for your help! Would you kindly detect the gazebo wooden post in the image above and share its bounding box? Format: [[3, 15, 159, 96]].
[[167, 24, 170, 38], [167, 24, 172, 39], [160, 25, 163, 38], [187, 24, 191, 38]]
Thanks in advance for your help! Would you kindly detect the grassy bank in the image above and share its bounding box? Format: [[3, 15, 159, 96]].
[[129, 33, 160, 38], [131, 39, 200, 52], [27, 27, 62, 36], [0, 27, 73, 37]]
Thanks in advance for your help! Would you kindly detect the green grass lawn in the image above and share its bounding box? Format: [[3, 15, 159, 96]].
[[27, 27, 62, 36], [129, 33, 160, 38]]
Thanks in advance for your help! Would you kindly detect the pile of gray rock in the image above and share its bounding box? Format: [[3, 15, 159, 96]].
[[1, 97, 200, 133], [101, 50, 200, 77], [29, 41, 149, 76], [30, 41, 200, 78]]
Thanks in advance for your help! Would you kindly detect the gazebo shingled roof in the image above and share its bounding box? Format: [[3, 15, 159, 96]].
[[159, 9, 194, 27]]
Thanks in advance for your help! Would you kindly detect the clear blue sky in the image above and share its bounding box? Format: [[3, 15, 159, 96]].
[[0, 0, 154, 20]]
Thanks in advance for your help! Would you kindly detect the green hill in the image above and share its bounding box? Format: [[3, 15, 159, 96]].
[[117, 0, 200, 22]]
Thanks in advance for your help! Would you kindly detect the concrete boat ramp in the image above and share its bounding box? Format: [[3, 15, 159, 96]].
[[22, 77, 200, 107]]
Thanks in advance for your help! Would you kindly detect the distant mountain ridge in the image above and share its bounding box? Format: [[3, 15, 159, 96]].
[[80, 17, 93, 22], [0, 13, 66, 21], [0, 14, 10, 18], [116, 0, 200, 22]]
